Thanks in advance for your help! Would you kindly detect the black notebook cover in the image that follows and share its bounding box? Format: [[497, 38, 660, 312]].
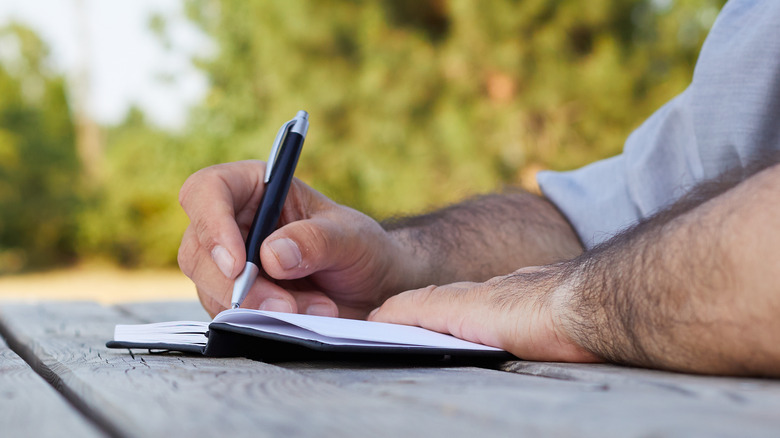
[[107, 309, 513, 362]]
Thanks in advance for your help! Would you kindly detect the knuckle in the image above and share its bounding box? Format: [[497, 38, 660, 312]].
[[178, 178, 192, 208], [297, 222, 332, 257], [178, 169, 205, 208], [177, 233, 197, 278], [177, 248, 193, 279], [193, 217, 217, 248], [178, 165, 224, 209], [408, 285, 437, 307]]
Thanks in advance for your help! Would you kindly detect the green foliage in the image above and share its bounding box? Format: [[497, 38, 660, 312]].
[[75, 108, 199, 267], [0, 24, 80, 272], [183, 0, 726, 218], [0, 0, 727, 271]]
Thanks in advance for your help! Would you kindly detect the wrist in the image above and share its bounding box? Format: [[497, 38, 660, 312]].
[[379, 227, 438, 300], [546, 262, 602, 362], [500, 264, 600, 362]]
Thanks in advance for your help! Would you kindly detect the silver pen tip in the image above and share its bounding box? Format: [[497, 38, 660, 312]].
[[296, 110, 308, 119], [231, 303, 239, 309]]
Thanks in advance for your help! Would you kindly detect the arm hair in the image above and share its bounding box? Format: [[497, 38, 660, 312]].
[[563, 155, 780, 376], [382, 189, 583, 287]]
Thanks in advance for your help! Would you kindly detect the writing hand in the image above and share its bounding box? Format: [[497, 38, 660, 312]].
[[177, 161, 410, 319]]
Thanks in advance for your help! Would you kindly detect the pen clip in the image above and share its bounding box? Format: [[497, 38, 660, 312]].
[[264, 111, 309, 183], [265, 120, 295, 184]]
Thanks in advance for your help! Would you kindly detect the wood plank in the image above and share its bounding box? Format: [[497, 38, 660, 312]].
[[503, 361, 780, 404], [0, 301, 553, 438], [6, 300, 780, 437], [282, 359, 780, 437], [0, 335, 103, 437]]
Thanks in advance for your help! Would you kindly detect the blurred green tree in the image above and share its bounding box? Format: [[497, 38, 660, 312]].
[[181, 0, 726, 220], [75, 107, 196, 267], [0, 23, 80, 272], [0, 0, 729, 271]]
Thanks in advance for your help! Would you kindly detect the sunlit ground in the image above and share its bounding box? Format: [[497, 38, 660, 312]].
[[0, 265, 197, 303]]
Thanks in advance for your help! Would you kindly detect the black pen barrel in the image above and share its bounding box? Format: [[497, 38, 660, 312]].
[[245, 132, 304, 266]]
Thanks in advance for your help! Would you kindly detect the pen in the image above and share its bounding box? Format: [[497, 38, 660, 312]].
[[231, 110, 309, 309]]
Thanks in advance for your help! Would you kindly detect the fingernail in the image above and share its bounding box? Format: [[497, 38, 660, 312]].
[[211, 245, 235, 278], [367, 307, 380, 320], [305, 303, 337, 317], [267, 238, 302, 270], [260, 298, 293, 313]]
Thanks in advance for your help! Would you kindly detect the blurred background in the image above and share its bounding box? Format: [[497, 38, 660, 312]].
[[0, 0, 725, 299]]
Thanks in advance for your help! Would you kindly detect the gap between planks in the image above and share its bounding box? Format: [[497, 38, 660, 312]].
[[0, 312, 121, 437]]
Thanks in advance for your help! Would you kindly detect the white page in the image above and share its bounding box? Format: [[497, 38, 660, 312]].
[[213, 309, 502, 351], [114, 321, 209, 346]]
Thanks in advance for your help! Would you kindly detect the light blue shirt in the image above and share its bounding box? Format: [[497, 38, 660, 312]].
[[537, 0, 780, 248]]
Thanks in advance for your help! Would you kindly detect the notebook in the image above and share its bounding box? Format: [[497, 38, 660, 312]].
[[106, 308, 511, 360]]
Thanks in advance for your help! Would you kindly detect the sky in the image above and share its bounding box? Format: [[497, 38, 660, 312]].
[[0, 0, 211, 130]]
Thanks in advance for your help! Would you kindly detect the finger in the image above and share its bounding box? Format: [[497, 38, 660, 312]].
[[289, 290, 339, 317], [179, 161, 266, 279], [368, 283, 497, 346], [196, 285, 224, 319], [234, 280, 338, 317], [181, 224, 293, 312], [177, 225, 200, 280], [182, 223, 336, 316], [178, 225, 235, 283], [181, 229, 235, 310], [238, 276, 300, 313]]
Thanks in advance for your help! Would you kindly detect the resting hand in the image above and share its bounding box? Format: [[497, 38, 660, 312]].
[[177, 161, 409, 319], [369, 265, 601, 362]]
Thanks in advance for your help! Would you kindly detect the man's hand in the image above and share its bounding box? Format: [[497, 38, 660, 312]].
[[177, 160, 583, 320], [369, 266, 600, 362], [177, 161, 412, 319], [371, 161, 780, 376]]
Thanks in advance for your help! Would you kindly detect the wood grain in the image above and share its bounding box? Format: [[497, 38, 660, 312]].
[[503, 361, 780, 398], [282, 358, 780, 437], [0, 301, 531, 437], [4, 300, 780, 438], [0, 335, 103, 437]]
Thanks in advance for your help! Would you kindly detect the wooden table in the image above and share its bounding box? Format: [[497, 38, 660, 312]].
[[1, 300, 779, 437]]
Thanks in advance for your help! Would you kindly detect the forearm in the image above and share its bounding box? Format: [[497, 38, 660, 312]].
[[383, 191, 583, 291], [561, 163, 780, 376]]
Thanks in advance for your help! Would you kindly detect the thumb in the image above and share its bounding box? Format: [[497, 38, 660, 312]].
[[259, 216, 360, 280]]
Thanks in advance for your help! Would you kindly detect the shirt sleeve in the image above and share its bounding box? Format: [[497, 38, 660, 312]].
[[537, 0, 780, 249]]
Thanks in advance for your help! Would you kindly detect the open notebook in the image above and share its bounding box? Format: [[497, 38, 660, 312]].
[[107, 308, 510, 360]]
